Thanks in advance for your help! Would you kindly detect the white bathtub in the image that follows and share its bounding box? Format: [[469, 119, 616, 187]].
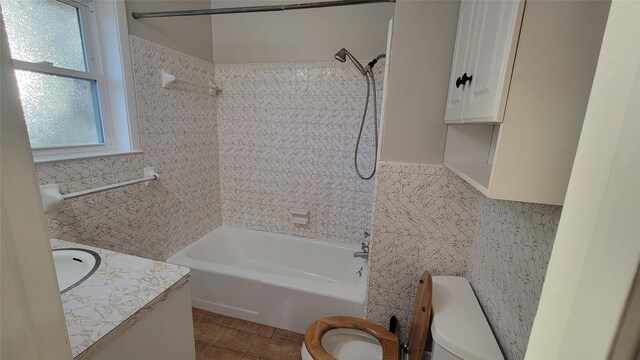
[[167, 226, 369, 333]]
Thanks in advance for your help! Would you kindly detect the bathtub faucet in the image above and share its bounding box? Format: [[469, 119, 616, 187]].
[[353, 242, 369, 260]]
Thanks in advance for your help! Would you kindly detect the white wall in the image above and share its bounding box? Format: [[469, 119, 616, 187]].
[[526, 0, 640, 357], [210, 0, 394, 63], [126, 0, 214, 62], [379, 0, 460, 164], [0, 17, 72, 360]]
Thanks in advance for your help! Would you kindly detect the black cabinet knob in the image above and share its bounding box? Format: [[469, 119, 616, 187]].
[[456, 76, 463, 88], [461, 73, 473, 85]]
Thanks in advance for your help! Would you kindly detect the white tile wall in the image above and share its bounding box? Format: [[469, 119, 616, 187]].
[[366, 161, 480, 341], [468, 197, 561, 360], [36, 36, 222, 261], [214, 61, 384, 244], [367, 161, 562, 360], [34, 34, 559, 359]]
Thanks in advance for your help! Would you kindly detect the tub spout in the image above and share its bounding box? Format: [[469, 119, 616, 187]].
[[353, 251, 369, 260], [354, 241, 369, 260]]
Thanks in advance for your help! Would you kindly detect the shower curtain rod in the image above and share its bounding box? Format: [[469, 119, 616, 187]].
[[131, 0, 395, 19]]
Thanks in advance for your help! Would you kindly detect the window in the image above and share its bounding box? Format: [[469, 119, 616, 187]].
[[1, 0, 139, 162]]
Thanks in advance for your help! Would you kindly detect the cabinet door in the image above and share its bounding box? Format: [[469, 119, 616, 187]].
[[444, 0, 475, 123], [462, 0, 523, 123]]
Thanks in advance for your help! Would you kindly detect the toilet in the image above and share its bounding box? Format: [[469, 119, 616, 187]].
[[301, 273, 503, 360], [430, 276, 504, 360], [302, 271, 433, 360]]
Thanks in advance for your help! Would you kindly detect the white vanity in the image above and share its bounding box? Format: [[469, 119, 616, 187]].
[[51, 239, 195, 360]]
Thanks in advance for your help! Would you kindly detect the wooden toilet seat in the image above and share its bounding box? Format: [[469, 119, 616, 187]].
[[304, 316, 400, 360], [303, 271, 433, 360]]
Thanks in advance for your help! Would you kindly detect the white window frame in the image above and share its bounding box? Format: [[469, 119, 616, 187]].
[[8, 0, 140, 163]]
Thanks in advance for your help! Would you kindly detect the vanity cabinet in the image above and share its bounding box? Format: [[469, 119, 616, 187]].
[[443, 0, 610, 205], [444, 0, 524, 123], [92, 285, 195, 360]]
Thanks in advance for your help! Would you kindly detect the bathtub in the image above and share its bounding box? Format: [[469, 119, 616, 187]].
[[167, 226, 369, 333]]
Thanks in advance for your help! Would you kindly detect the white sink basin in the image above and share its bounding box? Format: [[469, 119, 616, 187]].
[[52, 248, 101, 293]]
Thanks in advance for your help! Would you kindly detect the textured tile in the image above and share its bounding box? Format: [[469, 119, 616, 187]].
[[366, 161, 561, 356], [37, 162, 68, 184], [215, 61, 383, 244], [36, 35, 558, 360], [467, 196, 561, 360]]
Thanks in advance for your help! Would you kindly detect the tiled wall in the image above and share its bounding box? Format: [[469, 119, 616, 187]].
[[468, 197, 561, 360], [214, 61, 384, 244], [366, 162, 479, 340], [366, 161, 561, 360], [36, 36, 222, 261], [33, 33, 559, 359]]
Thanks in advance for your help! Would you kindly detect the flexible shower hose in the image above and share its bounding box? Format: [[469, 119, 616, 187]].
[[354, 71, 378, 180]]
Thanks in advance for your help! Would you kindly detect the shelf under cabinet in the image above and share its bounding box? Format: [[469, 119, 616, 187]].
[[443, 160, 491, 196]]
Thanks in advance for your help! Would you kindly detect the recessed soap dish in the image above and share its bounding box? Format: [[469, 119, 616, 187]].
[[291, 208, 310, 225]]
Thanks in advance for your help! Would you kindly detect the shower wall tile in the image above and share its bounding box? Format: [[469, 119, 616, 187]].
[[366, 161, 561, 360], [214, 61, 384, 244], [37, 36, 222, 261]]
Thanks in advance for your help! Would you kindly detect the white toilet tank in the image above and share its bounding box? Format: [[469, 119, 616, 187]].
[[430, 276, 504, 360]]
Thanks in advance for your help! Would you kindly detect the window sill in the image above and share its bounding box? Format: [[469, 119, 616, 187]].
[[34, 150, 143, 165]]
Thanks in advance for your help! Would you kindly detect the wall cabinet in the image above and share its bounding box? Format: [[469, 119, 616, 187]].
[[444, 0, 523, 123], [443, 0, 610, 205]]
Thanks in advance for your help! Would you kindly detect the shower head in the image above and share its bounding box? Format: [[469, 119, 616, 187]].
[[334, 47, 366, 75], [334, 48, 348, 63]]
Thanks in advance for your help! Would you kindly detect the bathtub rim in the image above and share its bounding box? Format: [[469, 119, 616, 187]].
[[167, 225, 369, 304]]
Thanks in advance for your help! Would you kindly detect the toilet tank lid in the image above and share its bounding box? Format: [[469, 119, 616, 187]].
[[430, 276, 504, 360]]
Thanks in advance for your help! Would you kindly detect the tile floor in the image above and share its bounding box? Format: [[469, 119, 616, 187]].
[[193, 308, 304, 360]]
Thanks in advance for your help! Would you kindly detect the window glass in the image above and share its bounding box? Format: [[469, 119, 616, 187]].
[[2, 0, 87, 71], [15, 70, 104, 148]]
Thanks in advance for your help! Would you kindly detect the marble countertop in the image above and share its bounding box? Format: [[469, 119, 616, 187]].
[[51, 239, 190, 359]]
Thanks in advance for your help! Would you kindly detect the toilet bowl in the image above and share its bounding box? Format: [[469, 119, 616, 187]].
[[302, 273, 504, 360], [302, 317, 400, 360], [302, 272, 433, 360], [301, 327, 385, 360]]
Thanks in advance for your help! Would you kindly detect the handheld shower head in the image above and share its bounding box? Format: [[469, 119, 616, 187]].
[[333, 47, 383, 180], [334, 48, 348, 63], [333, 47, 366, 75]]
